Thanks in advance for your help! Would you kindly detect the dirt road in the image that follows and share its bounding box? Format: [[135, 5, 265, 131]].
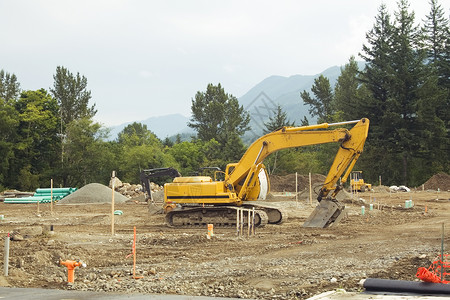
[[0, 189, 448, 299]]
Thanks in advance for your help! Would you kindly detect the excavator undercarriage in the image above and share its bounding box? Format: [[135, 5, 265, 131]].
[[164, 202, 287, 228]]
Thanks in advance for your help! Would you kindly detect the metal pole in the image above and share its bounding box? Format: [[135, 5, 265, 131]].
[[309, 172, 313, 206], [4, 234, 9, 276], [111, 171, 116, 236], [236, 209, 240, 236], [252, 208, 255, 235], [247, 210, 250, 236], [240, 209, 244, 236], [441, 223, 445, 282]]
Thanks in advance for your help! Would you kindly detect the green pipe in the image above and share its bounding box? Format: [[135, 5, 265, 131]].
[[35, 188, 76, 193]]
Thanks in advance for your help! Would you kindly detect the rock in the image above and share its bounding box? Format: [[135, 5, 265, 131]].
[[15, 226, 43, 237], [10, 232, 23, 241], [109, 177, 123, 189]]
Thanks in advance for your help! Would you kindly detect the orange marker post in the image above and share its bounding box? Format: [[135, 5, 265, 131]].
[[129, 226, 143, 279], [207, 224, 214, 239]]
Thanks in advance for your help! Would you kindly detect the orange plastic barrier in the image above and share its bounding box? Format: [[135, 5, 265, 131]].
[[417, 254, 450, 284]]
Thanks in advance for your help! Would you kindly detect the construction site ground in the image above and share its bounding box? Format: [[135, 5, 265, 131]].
[[0, 186, 449, 299]]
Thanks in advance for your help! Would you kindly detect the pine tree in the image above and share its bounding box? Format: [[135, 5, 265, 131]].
[[188, 83, 250, 162], [263, 105, 294, 134], [333, 56, 368, 120], [300, 75, 334, 123]]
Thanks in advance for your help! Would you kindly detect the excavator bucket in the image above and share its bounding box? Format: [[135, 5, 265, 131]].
[[302, 200, 346, 228], [148, 202, 163, 215]]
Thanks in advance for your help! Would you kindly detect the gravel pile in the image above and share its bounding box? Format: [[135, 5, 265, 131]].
[[58, 183, 129, 204]]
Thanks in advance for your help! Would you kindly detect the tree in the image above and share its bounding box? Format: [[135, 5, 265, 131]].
[[50, 66, 97, 128], [421, 0, 450, 85], [263, 105, 294, 134], [168, 141, 205, 176], [117, 122, 160, 146], [421, 0, 450, 129], [0, 70, 20, 101], [356, 0, 447, 186], [300, 75, 334, 123], [0, 70, 20, 189], [10, 89, 60, 189], [388, 0, 427, 185], [359, 4, 395, 121], [62, 117, 111, 186], [333, 56, 369, 121], [188, 83, 250, 162], [262, 105, 295, 174]]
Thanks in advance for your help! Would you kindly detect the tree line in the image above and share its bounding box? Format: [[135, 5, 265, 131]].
[[0, 0, 448, 191]]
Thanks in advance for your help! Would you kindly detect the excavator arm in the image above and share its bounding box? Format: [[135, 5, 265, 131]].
[[225, 118, 370, 204]]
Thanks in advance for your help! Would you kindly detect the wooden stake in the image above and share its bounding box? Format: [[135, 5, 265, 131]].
[[50, 178, 53, 213], [295, 172, 298, 205], [132, 226, 143, 279]]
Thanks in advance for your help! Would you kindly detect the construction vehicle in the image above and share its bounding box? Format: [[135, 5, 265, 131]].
[[148, 118, 369, 228], [140, 167, 181, 202], [350, 171, 372, 192]]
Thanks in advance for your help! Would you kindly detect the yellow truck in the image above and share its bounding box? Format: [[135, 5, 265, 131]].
[[350, 171, 372, 192]]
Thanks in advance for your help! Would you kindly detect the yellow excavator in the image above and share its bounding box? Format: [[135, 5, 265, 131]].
[[158, 118, 369, 228]]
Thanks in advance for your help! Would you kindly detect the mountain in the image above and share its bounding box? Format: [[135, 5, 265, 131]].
[[107, 62, 365, 141], [239, 62, 365, 141], [108, 114, 191, 141]]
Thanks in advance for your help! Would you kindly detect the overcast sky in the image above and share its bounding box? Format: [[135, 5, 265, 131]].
[[1, 0, 448, 126]]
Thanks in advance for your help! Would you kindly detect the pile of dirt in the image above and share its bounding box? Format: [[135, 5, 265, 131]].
[[58, 183, 129, 204], [269, 173, 327, 192], [422, 172, 450, 191], [372, 185, 391, 193]]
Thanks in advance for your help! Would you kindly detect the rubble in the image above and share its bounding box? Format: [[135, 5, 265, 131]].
[[108, 177, 162, 199]]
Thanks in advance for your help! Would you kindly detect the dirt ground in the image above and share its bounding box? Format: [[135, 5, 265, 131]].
[[0, 186, 449, 299]]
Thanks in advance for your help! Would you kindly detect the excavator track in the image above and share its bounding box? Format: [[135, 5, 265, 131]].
[[165, 206, 268, 228], [242, 202, 288, 224]]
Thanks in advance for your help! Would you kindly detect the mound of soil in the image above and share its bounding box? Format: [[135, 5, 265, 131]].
[[58, 183, 129, 204], [372, 185, 391, 193], [269, 173, 327, 192], [422, 172, 450, 191]]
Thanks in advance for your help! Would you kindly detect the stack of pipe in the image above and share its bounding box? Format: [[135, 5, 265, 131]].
[[4, 187, 77, 203]]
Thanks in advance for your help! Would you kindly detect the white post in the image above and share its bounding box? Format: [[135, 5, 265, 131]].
[[252, 208, 255, 235], [240, 209, 244, 236], [111, 171, 116, 236], [295, 172, 298, 205], [4, 234, 9, 276], [247, 210, 251, 236], [309, 172, 313, 206], [236, 209, 240, 236]]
